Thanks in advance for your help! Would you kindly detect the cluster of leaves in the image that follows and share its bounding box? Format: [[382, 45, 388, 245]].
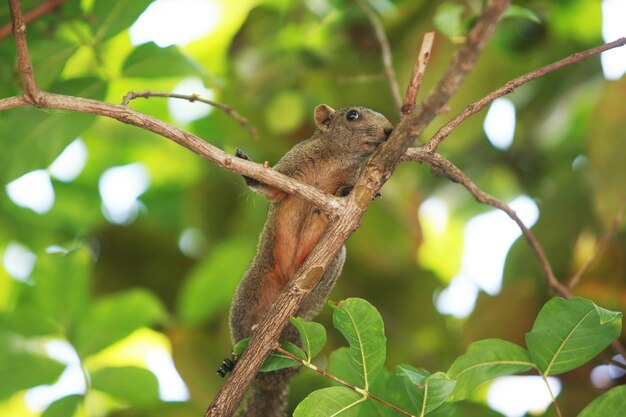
[[0, 248, 167, 415], [240, 297, 623, 416]]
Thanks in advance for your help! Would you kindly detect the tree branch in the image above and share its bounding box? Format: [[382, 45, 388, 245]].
[[401, 32, 435, 117], [122, 90, 258, 140], [8, 0, 42, 103], [401, 147, 572, 297], [356, 0, 403, 114], [424, 37, 626, 153], [0, 0, 64, 41], [6, 91, 343, 214]]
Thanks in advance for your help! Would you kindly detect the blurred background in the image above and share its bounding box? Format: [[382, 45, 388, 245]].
[[0, 0, 625, 416]]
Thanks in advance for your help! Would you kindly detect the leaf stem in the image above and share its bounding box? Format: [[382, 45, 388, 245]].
[[275, 346, 416, 417], [541, 374, 563, 417]]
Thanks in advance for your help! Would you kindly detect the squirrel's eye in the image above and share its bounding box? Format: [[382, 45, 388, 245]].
[[346, 110, 359, 121]]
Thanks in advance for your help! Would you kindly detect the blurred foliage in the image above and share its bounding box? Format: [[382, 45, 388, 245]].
[[0, 0, 625, 416]]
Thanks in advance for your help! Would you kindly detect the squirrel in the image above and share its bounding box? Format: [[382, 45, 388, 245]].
[[228, 104, 393, 417]]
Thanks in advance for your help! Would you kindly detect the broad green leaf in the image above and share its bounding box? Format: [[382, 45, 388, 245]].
[[525, 297, 622, 376], [447, 339, 534, 400], [90, 366, 159, 406], [92, 0, 153, 41], [72, 289, 166, 358], [396, 367, 455, 416], [433, 3, 466, 42], [0, 351, 65, 399], [291, 316, 326, 362], [578, 385, 626, 417], [233, 338, 305, 372], [42, 395, 82, 417], [331, 298, 386, 390], [122, 43, 206, 78], [294, 387, 365, 417], [503, 5, 541, 24], [178, 238, 254, 325], [0, 78, 106, 183]]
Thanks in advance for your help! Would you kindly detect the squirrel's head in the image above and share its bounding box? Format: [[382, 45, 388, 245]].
[[314, 104, 394, 156]]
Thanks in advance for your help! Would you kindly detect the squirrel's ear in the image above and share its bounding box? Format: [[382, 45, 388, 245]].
[[314, 104, 335, 130]]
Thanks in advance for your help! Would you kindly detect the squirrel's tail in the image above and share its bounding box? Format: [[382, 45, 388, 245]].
[[236, 369, 295, 417]]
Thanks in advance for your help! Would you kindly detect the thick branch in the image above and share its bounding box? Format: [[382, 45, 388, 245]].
[[425, 37, 626, 153], [2, 92, 342, 213], [0, 0, 64, 41], [206, 1, 510, 415]]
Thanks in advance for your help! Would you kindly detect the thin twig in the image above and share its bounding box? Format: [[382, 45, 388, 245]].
[[275, 346, 416, 417], [122, 90, 258, 139], [401, 32, 435, 117], [355, 0, 403, 114], [8, 0, 42, 103], [0, 0, 65, 41], [568, 201, 625, 289], [402, 147, 572, 298], [425, 37, 626, 153]]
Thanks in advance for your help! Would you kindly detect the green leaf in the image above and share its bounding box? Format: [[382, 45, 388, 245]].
[[578, 385, 626, 417], [92, 0, 153, 41], [90, 366, 160, 406], [41, 395, 82, 417], [72, 289, 166, 358], [0, 77, 107, 183], [291, 316, 326, 362], [293, 387, 365, 417], [178, 238, 254, 325], [233, 338, 305, 372], [433, 3, 466, 42], [503, 5, 541, 24], [122, 42, 206, 78], [331, 298, 386, 390], [0, 351, 65, 399], [525, 297, 622, 376], [447, 339, 534, 401], [395, 367, 455, 416]]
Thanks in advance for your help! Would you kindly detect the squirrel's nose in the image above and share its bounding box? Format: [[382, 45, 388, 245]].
[[384, 127, 393, 139]]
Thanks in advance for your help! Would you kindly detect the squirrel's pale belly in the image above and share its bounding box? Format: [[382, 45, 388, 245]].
[[271, 197, 328, 287]]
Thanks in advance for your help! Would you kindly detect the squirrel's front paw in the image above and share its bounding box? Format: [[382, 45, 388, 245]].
[[235, 148, 260, 187], [216, 351, 239, 377]]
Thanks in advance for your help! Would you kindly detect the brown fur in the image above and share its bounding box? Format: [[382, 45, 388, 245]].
[[229, 104, 393, 417]]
